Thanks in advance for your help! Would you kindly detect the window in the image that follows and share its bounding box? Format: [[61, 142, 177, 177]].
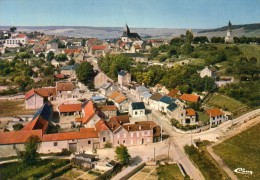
[[88, 140, 91, 144], [123, 140, 125, 144], [103, 137, 106, 142], [54, 142, 58, 146], [135, 111, 137, 115], [117, 140, 119, 144]]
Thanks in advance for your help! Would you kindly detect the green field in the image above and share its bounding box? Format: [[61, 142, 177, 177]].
[[207, 93, 246, 112], [157, 164, 188, 180], [0, 159, 70, 179], [0, 99, 35, 117], [213, 123, 260, 180], [184, 145, 229, 180]]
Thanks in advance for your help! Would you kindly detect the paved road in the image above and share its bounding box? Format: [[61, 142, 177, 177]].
[[124, 90, 260, 180]]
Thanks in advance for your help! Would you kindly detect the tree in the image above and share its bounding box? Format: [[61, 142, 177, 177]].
[[46, 51, 54, 61], [55, 54, 68, 61], [67, 59, 75, 65], [39, 52, 45, 58], [10, 27, 17, 32], [193, 36, 209, 44], [115, 144, 131, 165], [19, 135, 41, 165], [76, 62, 95, 84], [13, 123, 24, 131], [181, 44, 194, 55], [185, 30, 194, 45]]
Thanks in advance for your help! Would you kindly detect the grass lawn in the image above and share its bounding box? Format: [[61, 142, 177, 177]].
[[213, 123, 260, 180], [157, 164, 188, 180], [0, 159, 70, 180], [184, 145, 229, 180], [206, 93, 246, 112], [238, 44, 260, 61], [196, 111, 209, 124], [0, 99, 35, 117]]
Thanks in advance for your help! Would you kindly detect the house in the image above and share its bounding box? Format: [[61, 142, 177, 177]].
[[95, 119, 113, 147], [75, 101, 105, 128], [108, 91, 128, 112], [51, 59, 61, 68], [134, 86, 150, 100], [91, 95, 106, 104], [57, 103, 82, 116], [98, 105, 117, 118], [71, 153, 98, 170], [107, 120, 160, 146], [60, 64, 79, 79], [89, 45, 107, 57], [200, 66, 217, 79], [129, 102, 145, 117], [118, 70, 131, 87], [4, 33, 27, 47], [206, 108, 227, 126], [184, 108, 197, 125], [56, 82, 74, 98], [180, 94, 200, 104], [100, 82, 117, 96], [149, 39, 164, 48], [158, 95, 184, 113], [149, 93, 162, 110], [150, 84, 169, 94], [25, 88, 56, 109], [139, 91, 152, 105], [94, 72, 114, 89]]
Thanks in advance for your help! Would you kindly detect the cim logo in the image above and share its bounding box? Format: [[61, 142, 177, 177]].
[[234, 168, 253, 175]]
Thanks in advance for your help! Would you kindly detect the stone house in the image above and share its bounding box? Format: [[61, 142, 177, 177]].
[[94, 120, 113, 148], [94, 72, 114, 89], [100, 82, 117, 96], [149, 93, 162, 110], [108, 91, 128, 112], [129, 102, 146, 117], [118, 70, 131, 87], [200, 66, 217, 79], [56, 82, 74, 98], [60, 64, 79, 79], [98, 105, 117, 119], [25, 88, 56, 109], [89, 45, 107, 57]]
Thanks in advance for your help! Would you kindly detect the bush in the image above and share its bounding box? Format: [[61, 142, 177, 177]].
[[56, 148, 71, 156], [104, 141, 112, 148]]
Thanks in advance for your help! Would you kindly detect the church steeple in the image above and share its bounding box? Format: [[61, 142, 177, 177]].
[[228, 20, 232, 31], [123, 24, 130, 36]]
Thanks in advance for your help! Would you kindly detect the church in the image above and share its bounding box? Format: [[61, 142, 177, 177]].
[[225, 21, 234, 43], [121, 24, 142, 42]]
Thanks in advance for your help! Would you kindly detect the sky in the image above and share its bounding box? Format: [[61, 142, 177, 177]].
[[0, 0, 259, 29]]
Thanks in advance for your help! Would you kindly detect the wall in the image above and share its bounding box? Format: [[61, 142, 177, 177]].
[[25, 94, 44, 109], [0, 144, 24, 157]]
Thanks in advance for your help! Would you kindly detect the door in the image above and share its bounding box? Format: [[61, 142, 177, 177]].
[[69, 143, 77, 153]]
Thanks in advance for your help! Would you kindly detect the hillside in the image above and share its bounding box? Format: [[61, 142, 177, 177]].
[[197, 23, 260, 37]]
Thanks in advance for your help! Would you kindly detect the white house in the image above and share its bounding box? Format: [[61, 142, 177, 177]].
[[206, 108, 227, 126], [200, 66, 217, 79], [129, 102, 145, 117]]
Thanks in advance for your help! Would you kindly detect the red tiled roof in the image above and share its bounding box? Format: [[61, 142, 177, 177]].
[[22, 115, 49, 133], [64, 49, 81, 55], [122, 121, 156, 132], [180, 94, 200, 103], [0, 130, 42, 145], [25, 89, 42, 99], [58, 104, 82, 113], [25, 87, 57, 100], [168, 89, 181, 98], [42, 128, 98, 141], [98, 105, 117, 111], [106, 118, 121, 132], [206, 108, 224, 117], [95, 119, 110, 132], [16, 33, 27, 38], [79, 101, 96, 124], [186, 108, 196, 116], [110, 115, 130, 124], [120, 42, 127, 48], [92, 45, 106, 51], [54, 74, 65, 79], [56, 82, 74, 91], [87, 38, 98, 46]]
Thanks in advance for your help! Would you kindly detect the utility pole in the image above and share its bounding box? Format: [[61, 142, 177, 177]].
[[209, 112, 212, 129], [190, 129, 192, 145], [154, 147, 155, 162], [168, 138, 170, 161]]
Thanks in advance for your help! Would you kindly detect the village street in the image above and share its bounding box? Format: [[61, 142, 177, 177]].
[[124, 91, 260, 180]]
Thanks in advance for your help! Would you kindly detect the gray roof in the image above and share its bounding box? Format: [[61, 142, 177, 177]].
[[101, 82, 112, 90], [140, 91, 152, 99], [159, 95, 176, 105], [131, 102, 145, 110], [118, 70, 128, 76], [167, 103, 178, 111], [61, 63, 79, 71], [136, 86, 149, 93]]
